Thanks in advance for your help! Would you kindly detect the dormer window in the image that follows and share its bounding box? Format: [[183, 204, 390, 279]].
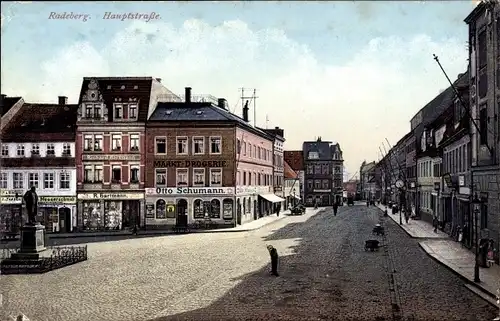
[[46, 143, 55, 156], [85, 104, 93, 118], [308, 151, 319, 159], [16, 144, 25, 157], [129, 104, 138, 119], [114, 104, 123, 119], [31, 143, 40, 155]]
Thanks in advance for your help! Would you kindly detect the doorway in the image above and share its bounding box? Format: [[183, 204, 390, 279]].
[[176, 199, 188, 227], [236, 199, 242, 225], [122, 200, 140, 228], [58, 207, 71, 233]]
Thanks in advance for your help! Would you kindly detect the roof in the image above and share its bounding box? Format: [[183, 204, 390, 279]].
[[284, 161, 298, 179], [303, 140, 333, 160], [464, 1, 487, 24], [148, 101, 273, 140], [258, 127, 285, 142], [2, 103, 78, 142], [1, 96, 22, 116], [78, 77, 154, 122], [284, 150, 304, 170]]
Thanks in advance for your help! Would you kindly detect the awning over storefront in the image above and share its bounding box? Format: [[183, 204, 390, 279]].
[[292, 195, 301, 200], [259, 194, 285, 203]]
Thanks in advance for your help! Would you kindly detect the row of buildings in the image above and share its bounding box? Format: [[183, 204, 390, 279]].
[[1, 77, 343, 234], [363, 2, 500, 264]]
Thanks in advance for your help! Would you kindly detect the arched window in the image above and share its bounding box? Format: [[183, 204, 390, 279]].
[[222, 199, 234, 219], [210, 199, 221, 219], [193, 199, 204, 219], [156, 199, 166, 219]]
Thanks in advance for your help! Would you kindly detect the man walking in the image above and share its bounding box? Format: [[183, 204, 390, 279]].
[[333, 202, 338, 216], [267, 245, 279, 276]]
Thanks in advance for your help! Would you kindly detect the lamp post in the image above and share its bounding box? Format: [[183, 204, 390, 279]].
[[471, 193, 483, 283]]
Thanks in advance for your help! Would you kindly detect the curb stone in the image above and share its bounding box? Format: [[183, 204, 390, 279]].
[[417, 242, 497, 306]]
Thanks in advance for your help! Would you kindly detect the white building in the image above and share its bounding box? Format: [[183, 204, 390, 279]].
[[284, 160, 301, 209], [0, 97, 78, 233]]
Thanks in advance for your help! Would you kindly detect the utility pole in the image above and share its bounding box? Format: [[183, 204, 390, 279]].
[[265, 114, 269, 129], [240, 88, 258, 126]]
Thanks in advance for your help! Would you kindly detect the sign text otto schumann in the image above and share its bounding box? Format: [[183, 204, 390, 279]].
[[154, 160, 228, 168]]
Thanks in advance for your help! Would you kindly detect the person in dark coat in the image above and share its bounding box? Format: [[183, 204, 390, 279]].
[[267, 245, 279, 276], [333, 202, 338, 216]]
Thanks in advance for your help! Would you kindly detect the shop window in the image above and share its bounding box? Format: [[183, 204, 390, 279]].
[[82, 201, 103, 230], [156, 199, 167, 219], [210, 199, 221, 219], [104, 201, 122, 230], [222, 199, 234, 219], [40, 207, 58, 230], [193, 199, 205, 219]]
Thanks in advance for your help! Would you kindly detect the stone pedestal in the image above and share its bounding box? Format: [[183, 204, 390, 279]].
[[11, 224, 46, 260]]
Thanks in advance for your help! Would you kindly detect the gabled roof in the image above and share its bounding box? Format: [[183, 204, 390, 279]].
[[284, 161, 298, 179], [2, 103, 78, 142], [148, 101, 273, 140], [1, 96, 22, 116], [284, 150, 304, 170], [78, 77, 154, 122]]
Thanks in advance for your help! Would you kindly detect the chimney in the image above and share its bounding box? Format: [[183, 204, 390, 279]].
[[185, 87, 191, 103], [58, 96, 68, 105], [217, 98, 227, 109], [243, 100, 249, 122], [275, 126, 279, 130], [155, 78, 162, 83]]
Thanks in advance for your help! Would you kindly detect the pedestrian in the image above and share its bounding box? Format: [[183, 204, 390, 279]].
[[432, 216, 438, 233], [267, 245, 279, 276], [276, 204, 281, 217], [132, 224, 138, 236], [333, 202, 338, 216]]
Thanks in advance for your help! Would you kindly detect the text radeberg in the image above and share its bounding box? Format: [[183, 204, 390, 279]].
[[154, 160, 227, 168]]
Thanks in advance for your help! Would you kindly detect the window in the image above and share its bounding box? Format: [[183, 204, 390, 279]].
[[479, 107, 488, 145], [237, 139, 241, 154], [46, 143, 55, 156], [479, 69, 488, 98], [112, 134, 122, 151], [43, 172, 54, 189], [84, 165, 93, 182], [28, 173, 39, 188], [130, 165, 139, 183], [0, 172, 7, 189], [155, 169, 167, 186], [193, 168, 205, 186], [243, 171, 247, 185], [210, 137, 221, 154], [112, 165, 122, 183], [314, 165, 321, 174], [176, 137, 188, 155], [314, 180, 321, 189], [478, 30, 487, 68], [94, 135, 103, 151], [31, 143, 40, 155], [210, 199, 221, 219], [248, 172, 252, 185], [306, 165, 313, 174], [210, 168, 222, 186], [130, 134, 140, 151], [322, 180, 329, 189], [114, 104, 123, 119], [85, 104, 93, 118], [95, 165, 103, 182], [258, 147, 261, 159], [13, 173, 23, 189], [307, 180, 313, 190], [84, 135, 93, 151], [191, 137, 205, 155], [155, 137, 166, 154], [322, 164, 329, 174], [16, 144, 25, 156], [94, 104, 102, 119], [1, 145, 8, 156], [59, 172, 70, 189], [481, 202, 488, 229], [193, 199, 205, 219], [62, 143, 71, 156], [243, 142, 247, 156], [156, 199, 167, 219], [128, 104, 138, 119], [176, 168, 188, 186]]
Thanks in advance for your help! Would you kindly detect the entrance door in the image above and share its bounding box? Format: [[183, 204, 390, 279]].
[[58, 207, 71, 233], [123, 200, 140, 228], [176, 199, 188, 227]]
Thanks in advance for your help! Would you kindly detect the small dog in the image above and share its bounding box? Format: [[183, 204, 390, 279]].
[[267, 245, 279, 276]]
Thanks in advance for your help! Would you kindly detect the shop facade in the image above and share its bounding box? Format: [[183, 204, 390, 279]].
[[235, 186, 283, 224], [77, 192, 144, 231], [145, 187, 235, 228], [0, 191, 76, 233]]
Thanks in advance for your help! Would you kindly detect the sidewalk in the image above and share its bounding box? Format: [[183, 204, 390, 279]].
[[47, 207, 325, 239], [375, 203, 500, 304]]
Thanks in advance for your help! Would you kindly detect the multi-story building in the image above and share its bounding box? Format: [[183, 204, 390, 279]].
[[359, 161, 378, 201], [144, 88, 277, 229], [405, 132, 417, 215], [75, 77, 178, 231], [261, 127, 285, 210], [465, 2, 500, 263], [283, 160, 300, 209], [1, 95, 24, 132], [303, 137, 338, 206], [0, 97, 78, 233], [331, 143, 344, 205], [284, 150, 305, 201]]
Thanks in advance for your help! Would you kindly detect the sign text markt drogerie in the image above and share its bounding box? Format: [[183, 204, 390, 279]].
[[154, 160, 228, 168]]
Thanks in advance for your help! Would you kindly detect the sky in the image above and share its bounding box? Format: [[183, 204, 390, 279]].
[[1, 1, 476, 178]]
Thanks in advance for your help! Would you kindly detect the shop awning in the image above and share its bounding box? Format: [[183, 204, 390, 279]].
[[292, 195, 301, 200], [259, 194, 285, 203]]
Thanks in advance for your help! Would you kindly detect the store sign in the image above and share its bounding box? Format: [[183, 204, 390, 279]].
[[313, 189, 331, 193], [78, 192, 144, 200], [0, 196, 21, 204], [154, 160, 228, 168], [82, 154, 141, 161], [150, 187, 234, 195], [236, 186, 272, 195], [39, 196, 76, 204]]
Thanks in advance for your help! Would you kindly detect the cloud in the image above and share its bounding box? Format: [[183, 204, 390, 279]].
[[1, 19, 468, 174]]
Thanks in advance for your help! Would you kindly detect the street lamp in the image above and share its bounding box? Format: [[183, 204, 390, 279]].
[[471, 193, 483, 283]]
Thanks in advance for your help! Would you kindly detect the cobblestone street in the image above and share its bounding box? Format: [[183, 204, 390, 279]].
[[1, 205, 497, 321]]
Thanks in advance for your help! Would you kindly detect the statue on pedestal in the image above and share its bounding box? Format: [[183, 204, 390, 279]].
[[23, 186, 38, 225]]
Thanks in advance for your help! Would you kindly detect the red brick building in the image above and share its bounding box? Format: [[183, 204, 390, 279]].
[[75, 77, 177, 231]]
